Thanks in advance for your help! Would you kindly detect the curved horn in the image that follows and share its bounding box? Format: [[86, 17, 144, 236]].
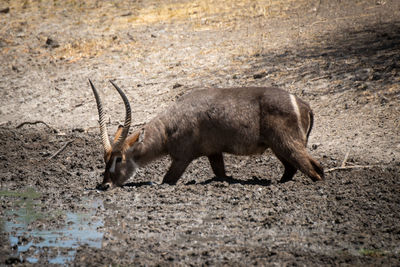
[[109, 80, 132, 150], [89, 79, 112, 154]]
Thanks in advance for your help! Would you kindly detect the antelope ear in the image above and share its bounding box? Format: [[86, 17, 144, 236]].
[[104, 150, 112, 163], [125, 131, 140, 148], [113, 125, 124, 144]]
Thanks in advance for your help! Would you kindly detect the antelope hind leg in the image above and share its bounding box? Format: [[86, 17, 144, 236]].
[[290, 151, 324, 182], [276, 155, 298, 183], [272, 144, 324, 182]]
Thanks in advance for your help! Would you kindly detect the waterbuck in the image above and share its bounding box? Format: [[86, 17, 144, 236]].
[[89, 80, 324, 190]]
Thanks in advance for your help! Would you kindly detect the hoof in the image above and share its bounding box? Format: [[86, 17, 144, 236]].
[[96, 182, 113, 191]]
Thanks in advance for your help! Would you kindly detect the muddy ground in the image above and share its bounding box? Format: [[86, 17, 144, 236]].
[[1, 0, 400, 266]]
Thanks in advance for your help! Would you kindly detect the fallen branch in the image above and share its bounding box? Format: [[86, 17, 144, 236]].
[[341, 150, 350, 168], [309, 75, 331, 82], [326, 150, 378, 172], [16, 120, 58, 133], [326, 165, 377, 173], [49, 139, 75, 159]]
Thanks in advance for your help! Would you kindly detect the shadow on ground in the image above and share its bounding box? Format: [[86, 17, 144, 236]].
[[246, 21, 400, 97]]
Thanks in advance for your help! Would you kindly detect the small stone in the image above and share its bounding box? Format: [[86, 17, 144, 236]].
[[172, 83, 183, 89], [5, 257, 21, 264], [380, 96, 389, 106], [0, 7, 10, 13], [72, 128, 84, 133], [253, 71, 267, 79], [311, 144, 320, 150], [354, 68, 373, 81], [45, 37, 60, 48]]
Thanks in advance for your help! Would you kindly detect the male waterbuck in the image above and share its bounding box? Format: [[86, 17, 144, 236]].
[[89, 80, 324, 190]]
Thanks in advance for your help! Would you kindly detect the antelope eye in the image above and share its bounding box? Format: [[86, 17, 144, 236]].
[[116, 157, 122, 163]]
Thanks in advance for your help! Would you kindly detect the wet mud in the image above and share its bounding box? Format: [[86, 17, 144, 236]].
[[1, 125, 399, 266]]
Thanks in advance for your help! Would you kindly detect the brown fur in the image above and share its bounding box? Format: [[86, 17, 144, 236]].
[[98, 86, 324, 189]]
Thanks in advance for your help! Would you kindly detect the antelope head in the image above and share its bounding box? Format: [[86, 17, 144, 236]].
[[89, 79, 139, 190]]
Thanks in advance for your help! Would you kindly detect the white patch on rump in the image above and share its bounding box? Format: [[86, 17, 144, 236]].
[[289, 94, 306, 139]]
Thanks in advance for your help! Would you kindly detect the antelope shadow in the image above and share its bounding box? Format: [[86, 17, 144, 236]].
[[194, 176, 272, 186]]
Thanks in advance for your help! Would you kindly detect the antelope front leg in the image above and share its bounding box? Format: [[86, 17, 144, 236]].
[[162, 159, 190, 185], [208, 153, 229, 179]]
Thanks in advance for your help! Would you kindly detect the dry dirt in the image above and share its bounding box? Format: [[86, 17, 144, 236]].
[[1, 0, 400, 266]]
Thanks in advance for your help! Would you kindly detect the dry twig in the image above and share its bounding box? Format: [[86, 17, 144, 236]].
[[326, 165, 377, 173], [16, 120, 58, 133], [341, 149, 350, 168], [326, 150, 377, 172], [309, 75, 331, 82], [49, 139, 75, 159]]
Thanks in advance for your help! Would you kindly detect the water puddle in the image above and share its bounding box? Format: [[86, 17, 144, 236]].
[[1, 188, 104, 264]]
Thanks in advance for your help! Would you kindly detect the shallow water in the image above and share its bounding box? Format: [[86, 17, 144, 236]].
[[1, 188, 104, 264]]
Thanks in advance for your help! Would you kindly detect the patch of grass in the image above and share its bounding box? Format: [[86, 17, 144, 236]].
[[1, 0, 311, 62], [53, 38, 137, 62], [1, 188, 67, 225], [122, 0, 303, 27], [1, 188, 43, 225], [0, 187, 41, 199], [359, 248, 386, 257]]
